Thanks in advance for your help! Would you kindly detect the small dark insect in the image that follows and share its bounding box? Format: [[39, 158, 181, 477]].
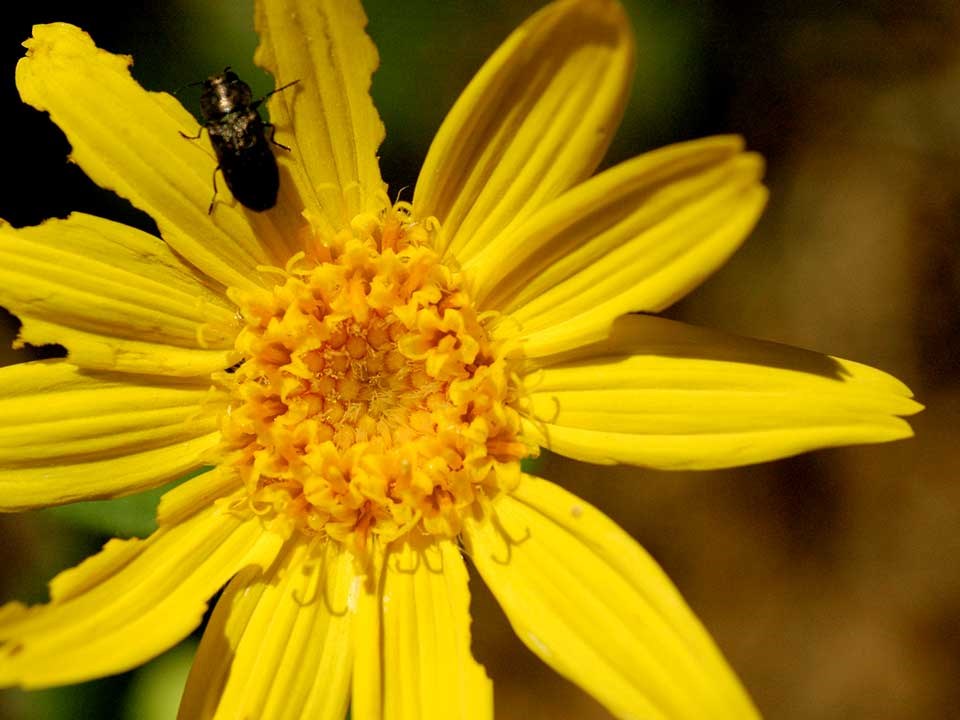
[[181, 68, 299, 213]]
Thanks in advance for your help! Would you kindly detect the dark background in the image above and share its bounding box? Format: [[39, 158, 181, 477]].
[[0, 1, 958, 718]]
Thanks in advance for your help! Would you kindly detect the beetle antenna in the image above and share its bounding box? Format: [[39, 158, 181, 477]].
[[172, 79, 205, 97], [262, 79, 301, 100]]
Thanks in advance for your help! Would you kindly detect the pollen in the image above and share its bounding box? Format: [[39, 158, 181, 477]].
[[215, 204, 531, 552]]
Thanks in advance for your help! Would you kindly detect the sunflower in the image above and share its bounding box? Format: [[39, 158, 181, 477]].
[[0, 1, 919, 718]]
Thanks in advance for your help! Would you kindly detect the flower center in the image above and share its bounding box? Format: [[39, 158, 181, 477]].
[[215, 204, 530, 551]]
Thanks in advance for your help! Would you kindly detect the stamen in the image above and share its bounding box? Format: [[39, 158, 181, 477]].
[[215, 203, 533, 554]]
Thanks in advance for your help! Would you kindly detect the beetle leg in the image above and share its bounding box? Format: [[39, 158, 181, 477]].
[[265, 123, 292, 151], [207, 166, 220, 215], [180, 126, 204, 141]]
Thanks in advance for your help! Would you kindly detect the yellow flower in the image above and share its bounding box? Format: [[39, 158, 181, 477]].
[[0, 1, 919, 718]]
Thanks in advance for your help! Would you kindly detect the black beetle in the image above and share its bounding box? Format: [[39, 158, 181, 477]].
[[181, 69, 299, 213]]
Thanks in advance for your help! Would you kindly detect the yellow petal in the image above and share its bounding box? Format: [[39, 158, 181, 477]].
[[178, 538, 354, 720], [463, 476, 759, 720], [520, 314, 921, 469], [254, 0, 387, 229], [414, 0, 635, 262], [351, 542, 385, 720], [16, 23, 280, 291], [0, 212, 238, 376], [0, 360, 222, 510], [0, 492, 282, 688], [157, 466, 242, 528], [487, 141, 766, 356], [8, 320, 232, 377], [49, 469, 236, 601], [469, 136, 750, 304], [378, 534, 492, 720]]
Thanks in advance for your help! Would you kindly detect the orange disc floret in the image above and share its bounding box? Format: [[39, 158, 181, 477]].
[[215, 204, 531, 552]]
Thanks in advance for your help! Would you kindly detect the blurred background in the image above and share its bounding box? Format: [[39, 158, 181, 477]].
[[0, 0, 957, 718]]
